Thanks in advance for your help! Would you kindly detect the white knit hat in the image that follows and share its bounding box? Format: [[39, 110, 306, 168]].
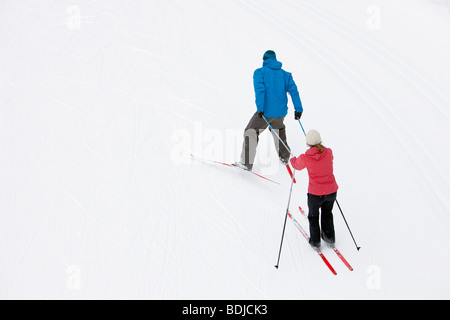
[[306, 130, 322, 146]]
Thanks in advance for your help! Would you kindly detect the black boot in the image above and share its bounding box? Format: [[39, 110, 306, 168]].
[[309, 238, 321, 251], [321, 231, 335, 246], [279, 156, 289, 165], [232, 162, 252, 172]]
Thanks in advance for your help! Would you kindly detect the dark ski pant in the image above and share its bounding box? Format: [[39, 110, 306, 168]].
[[308, 192, 337, 246], [240, 112, 290, 170]]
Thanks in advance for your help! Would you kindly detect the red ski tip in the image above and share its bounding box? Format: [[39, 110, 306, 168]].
[[298, 206, 306, 217]]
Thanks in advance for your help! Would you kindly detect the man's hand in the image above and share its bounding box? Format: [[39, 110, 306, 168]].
[[295, 112, 302, 120], [257, 112, 264, 119]]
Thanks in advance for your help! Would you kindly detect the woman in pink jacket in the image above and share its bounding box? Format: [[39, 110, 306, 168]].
[[290, 130, 338, 250]]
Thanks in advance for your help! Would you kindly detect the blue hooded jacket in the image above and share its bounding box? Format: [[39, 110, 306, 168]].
[[253, 58, 303, 118]]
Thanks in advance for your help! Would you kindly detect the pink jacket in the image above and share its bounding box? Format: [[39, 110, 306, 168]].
[[290, 147, 338, 196]]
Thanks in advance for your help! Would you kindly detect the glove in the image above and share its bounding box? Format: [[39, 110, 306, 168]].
[[295, 112, 302, 120], [257, 112, 264, 119]]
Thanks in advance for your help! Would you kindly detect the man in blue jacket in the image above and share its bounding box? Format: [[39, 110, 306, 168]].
[[236, 50, 303, 171]]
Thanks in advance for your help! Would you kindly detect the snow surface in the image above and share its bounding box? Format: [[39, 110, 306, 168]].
[[1, 0, 449, 300]]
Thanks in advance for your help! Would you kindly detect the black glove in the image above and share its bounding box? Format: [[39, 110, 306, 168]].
[[295, 112, 302, 120], [257, 112, 264, 119]]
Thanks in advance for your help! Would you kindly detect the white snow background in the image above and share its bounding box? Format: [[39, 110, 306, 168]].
[[0, 0, 449, 299]]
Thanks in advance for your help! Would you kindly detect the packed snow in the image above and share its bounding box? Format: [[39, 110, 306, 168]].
[[1, 0, 449, 299]]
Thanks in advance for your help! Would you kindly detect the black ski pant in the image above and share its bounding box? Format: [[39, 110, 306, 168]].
[[308, 192, 337, 246], [240, 112, 290, 170]]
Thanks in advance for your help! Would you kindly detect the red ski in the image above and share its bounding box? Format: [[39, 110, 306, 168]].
[[299, 205, 306, 218], [318, 252, 337, 275], [191, 154, 281, 185], [332, 247, 353, 271], [287, 211, 337, 275], [297, 205, 353, 272]]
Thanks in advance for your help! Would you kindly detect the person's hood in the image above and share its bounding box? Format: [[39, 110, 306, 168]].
[[263, 58, 282, 70], [305, 147, 328, 160]]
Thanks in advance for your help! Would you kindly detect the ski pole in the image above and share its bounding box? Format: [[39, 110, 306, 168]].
[[336, 199, 361, 251], [275, 168, 296, 269], [262, 116, 294, 157], [298, 119, 306, 136]]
